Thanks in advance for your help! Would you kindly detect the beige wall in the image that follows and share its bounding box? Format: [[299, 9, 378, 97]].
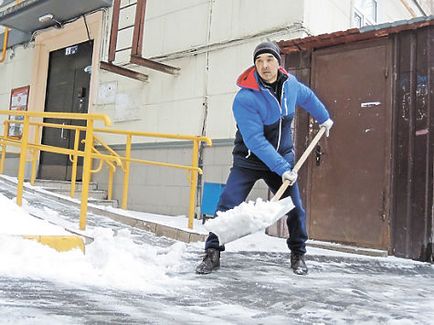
[[0, 46, 34, 138]]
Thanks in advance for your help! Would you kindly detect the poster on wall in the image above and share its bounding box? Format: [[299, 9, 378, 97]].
[[8, 86, 30, 138]]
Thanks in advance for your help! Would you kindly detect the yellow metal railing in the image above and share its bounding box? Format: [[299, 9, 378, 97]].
[[0, 110, 212, 230], [0, 110, 111, 230], [93, 127, 212, 229], [92, 135, 124, 200]]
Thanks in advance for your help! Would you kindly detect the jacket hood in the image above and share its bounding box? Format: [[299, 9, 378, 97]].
[[236, 66, 289, 91]]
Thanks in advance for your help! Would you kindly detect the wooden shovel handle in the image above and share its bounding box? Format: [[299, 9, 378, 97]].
[[271, 126, 326, 202]]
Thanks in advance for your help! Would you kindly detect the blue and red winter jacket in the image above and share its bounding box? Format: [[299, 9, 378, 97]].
[[232, 66, 330, 176]]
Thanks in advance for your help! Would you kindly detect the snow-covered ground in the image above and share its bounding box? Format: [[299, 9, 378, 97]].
[[0, 179, 433, 324]]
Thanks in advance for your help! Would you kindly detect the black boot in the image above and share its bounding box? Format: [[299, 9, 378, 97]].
[[196, 248, 220, 274], [290, 253, 308, 275]]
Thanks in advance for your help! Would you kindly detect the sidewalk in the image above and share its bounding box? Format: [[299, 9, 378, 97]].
[[1, 175, 433, 324]]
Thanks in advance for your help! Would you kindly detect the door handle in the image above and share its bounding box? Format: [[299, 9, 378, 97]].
[[60, 123, 67, 140], [315, 144, 322, 166]]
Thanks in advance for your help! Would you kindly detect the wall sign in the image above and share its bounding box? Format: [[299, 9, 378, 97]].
[[65, 45, 78, 56], [8, 85, 30, 138]]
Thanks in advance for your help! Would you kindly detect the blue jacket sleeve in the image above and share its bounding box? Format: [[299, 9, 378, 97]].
[[295, 79, 330, 124], [233, 92, 291, 176]]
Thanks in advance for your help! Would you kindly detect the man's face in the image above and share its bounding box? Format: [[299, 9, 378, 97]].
[[255, 53, 279, 83]]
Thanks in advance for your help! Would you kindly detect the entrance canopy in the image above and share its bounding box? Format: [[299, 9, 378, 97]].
[[0, 0, 112, 33]]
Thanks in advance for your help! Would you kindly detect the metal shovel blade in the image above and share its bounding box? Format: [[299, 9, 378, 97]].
[[204, 196, 295, 245]]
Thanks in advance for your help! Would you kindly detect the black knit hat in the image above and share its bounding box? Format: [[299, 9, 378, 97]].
[[253, 41, 281, 64]]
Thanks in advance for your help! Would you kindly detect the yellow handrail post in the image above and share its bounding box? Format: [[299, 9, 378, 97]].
[[0, 28, 9, 64], [121, 134, 132, 209], [16, 114, 30, 206], [187, 139, 200, 229], [79, 119, 95, 230], [70, 129, 80, 198], [30, 125, 40, 185], [108, 165, 114, 200], [0, 121, 8, 174]]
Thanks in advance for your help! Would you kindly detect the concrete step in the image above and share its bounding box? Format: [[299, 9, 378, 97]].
[[29, 179, 117, 208], [30, 179, 98, 191], [44, 188, 108, 200], [89, 199, 119, 208]]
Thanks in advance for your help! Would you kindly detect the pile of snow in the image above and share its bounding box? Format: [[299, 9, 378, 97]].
[[0, 227, 193, 293], [0, 193, 193, 293], [204, 196, 294, 245]]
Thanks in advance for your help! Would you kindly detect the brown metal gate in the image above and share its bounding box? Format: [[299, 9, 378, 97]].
[[307, 39, 392, 249], [276, 18, 433, 261]]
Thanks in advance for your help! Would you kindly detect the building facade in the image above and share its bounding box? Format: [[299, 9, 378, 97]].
[[0, 1, 431, 251]]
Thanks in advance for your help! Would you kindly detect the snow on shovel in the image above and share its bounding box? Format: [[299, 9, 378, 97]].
[[204, 126, 327, 245]]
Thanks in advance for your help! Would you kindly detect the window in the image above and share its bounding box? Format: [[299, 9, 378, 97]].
[[353, 0, 378, 27]]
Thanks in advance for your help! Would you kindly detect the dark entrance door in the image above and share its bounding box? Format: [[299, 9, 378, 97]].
[[307, 40, 391, 250], [39, 41, 93, 181]]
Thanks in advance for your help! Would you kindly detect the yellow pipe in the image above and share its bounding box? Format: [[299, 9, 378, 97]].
[[31, 121, 87, 131], [90, 157, 104, 173], [0, 110, 111, 126], [91, 147, 116, 171], [95, 127, 212, 145], [0, 28, 9, 64], [30, 125, 40, 185], [188, 139, 200, 229], [124, 156, 202, 173], [0, 139, 133, 171], [79, 119, 95, 230], [0, 121, 8, 173], [108, 166, 114, 200], [93, 135, 123, 169], [70, 130, 80, 198], [27, 143, 82, 157], [16, 115, 30, 206], [121, 134, 132, 209]]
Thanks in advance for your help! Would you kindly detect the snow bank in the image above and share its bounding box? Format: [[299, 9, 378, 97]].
[[0, 228, 193, 293]]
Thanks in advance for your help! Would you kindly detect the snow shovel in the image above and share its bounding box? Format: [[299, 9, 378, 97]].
[[204, 126, 327, 245]]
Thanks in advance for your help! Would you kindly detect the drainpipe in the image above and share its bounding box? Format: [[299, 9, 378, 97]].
[[0, 27, 9, 63], [196, 0, 214, 218]]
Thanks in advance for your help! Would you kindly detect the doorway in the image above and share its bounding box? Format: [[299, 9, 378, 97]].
[[307, 40, 392, 249], [38, 40, 93, 181]]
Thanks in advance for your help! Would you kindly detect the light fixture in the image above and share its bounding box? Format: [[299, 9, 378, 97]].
[[38, 13, 62, 28]]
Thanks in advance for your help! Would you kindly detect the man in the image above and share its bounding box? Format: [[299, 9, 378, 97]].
[[196, 41, 333, 275]]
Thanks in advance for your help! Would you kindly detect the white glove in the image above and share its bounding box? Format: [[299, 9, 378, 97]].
[[282, 170, 298, 186], [320, 118, 334, 137]]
